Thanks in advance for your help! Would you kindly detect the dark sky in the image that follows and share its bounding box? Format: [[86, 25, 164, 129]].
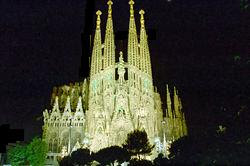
[[0, 0, 249, 141]]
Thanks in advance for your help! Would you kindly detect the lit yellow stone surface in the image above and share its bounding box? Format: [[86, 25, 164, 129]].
[[42, 0, 187, 158]]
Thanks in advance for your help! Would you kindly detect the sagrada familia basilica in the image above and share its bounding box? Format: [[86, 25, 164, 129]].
[[42, 0, 187, 159]]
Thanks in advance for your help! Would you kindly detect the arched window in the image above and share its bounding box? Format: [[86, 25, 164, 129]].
[[61, 131, 69, 149], [48, 141, 53, 152], [52, 138, 58, 153]]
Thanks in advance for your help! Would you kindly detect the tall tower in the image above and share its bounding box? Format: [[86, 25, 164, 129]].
[[127, 0, 139, 69], [103, 0, 115, 70], [103, 0, 116, 121], [90, 11, 102, 79], [88, 10, 109, 151], [139, 10, 152, 77]]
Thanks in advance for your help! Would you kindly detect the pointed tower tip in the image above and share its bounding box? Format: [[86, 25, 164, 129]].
[[52, 96, 59, 112], [64, 96, 71, 112], [129, 0, 135, 5], [76, 96, 83, 112], [139, 9, 145, 15], [55, 96, 59, 102], [166, 84, 169, 91], [107, 0, 113, 5], [129, 0, 135, 17], [96, 10, 102, 28], [96, 10, 102, 16], [107, 0, 113, 17], [139, 10, 145, 27]]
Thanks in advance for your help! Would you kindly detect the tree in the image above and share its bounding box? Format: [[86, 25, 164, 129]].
[[59, 156, 73, 166], [26, 137, 48, 166], [7, 144, 28, 166], [123, 130, 154, 160], [153, 153, 171, 166], [94, 146, 130, 166], [128, 158, 153, 166], [7, 137, 48, 166], [70, 148, 92, 166]]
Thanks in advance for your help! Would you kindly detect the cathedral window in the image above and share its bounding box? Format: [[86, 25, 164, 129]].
[[48, 142, 53, 152]]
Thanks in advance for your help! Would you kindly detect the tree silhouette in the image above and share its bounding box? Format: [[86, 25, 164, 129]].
[[94, 146, 130, 166], [168, 99, 250, 165], [128, 158, 154, 166], [59, 156, 73, 166], [70, 148, 92, 166], [123, 130, 154, 160], [153, 153, 171, 166]]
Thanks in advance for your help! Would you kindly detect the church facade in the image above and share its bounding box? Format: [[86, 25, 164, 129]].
[[42, 0, 187, 158]]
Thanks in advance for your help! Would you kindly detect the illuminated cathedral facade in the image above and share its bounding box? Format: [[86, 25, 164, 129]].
[[42, 0, 187, 159]]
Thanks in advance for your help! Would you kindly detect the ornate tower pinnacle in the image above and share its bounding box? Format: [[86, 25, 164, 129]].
[[139, 9, 145, 28], [52, 96, 59, 112], [129, 0, 135, 17], [90, 10, 102, 78], [139, 9, 152, 76], [166, 84, 172, 117], [64, 96, 71, 112], [96, 10, 102, 28], [107, 0, 113, 17], [118, 51, 125, 84], [128, 0, 139, 71], [104, 0, 115, 69], [76, 96, 83, 112], [173, 86, 181, 118], [119, 51, 124, 62]]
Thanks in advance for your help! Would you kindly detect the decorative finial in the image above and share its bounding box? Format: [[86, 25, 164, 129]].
[[96, 10, 102, 29], [52, 96, 59, 112], [118, 51, 125, 83], [139, 10, 145, 27], [107, 0, 113, 17], [129, 0, 135, 17], [119, 51, 124, 62]]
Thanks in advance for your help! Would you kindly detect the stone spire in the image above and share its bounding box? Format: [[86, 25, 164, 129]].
[[139, 10, 152, 76], [64, 96, 71, 112], [166, 84, 172, 118], [173, 86, 181, 118], [90, 10, 102, 78], [103, 0, 115, 69], [128, 0, 139, 68], [76, 96, 83, 112], [178, 91, 183, 111], [52, 96, 60, 112]]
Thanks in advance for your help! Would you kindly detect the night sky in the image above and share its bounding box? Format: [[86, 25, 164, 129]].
[[1, 0, 249, 141]]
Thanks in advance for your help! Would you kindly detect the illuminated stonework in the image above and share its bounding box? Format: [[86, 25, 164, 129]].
[[42, 0, 187, 157]]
